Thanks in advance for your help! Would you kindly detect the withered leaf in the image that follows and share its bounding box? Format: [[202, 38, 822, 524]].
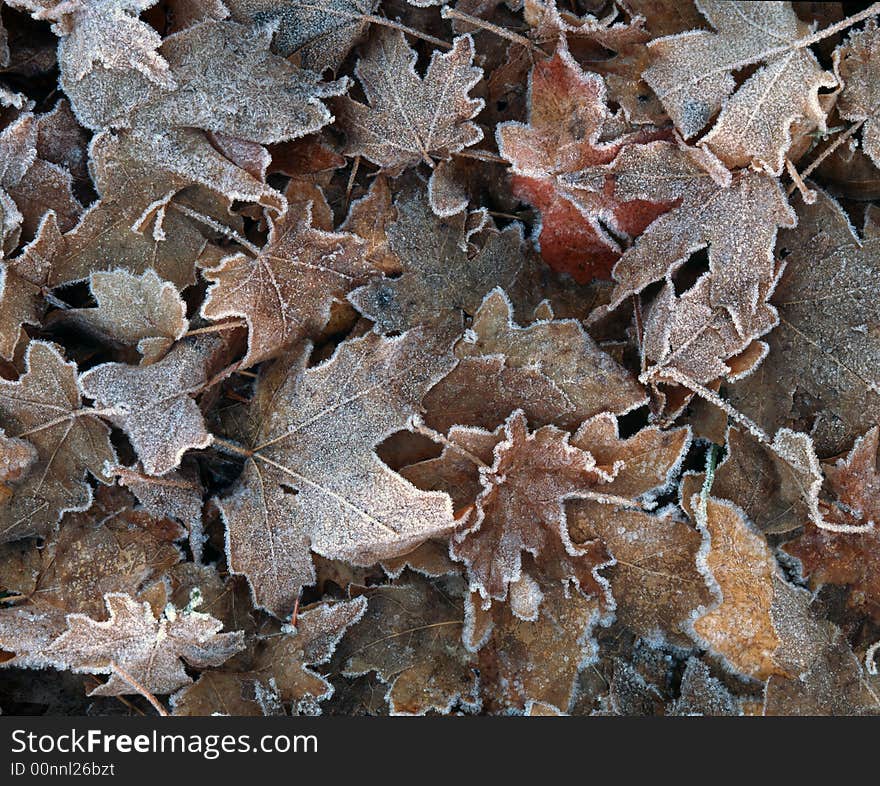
[[172, 597, 366, 715], [226, 0, 379, 73], [78, 336, 227, 476], [202, 203, 370, 368], [728, 188, 880, 457], [644, 0, 836, 174], [334, 29, 483, 205], [835, 19, 880, 170], [784, 426, 880, 621], [667, 658, 740, 716], [217, 330, 455, 617], [37, 592, 243, 696], [348, 189, 529, 334], [580, 140, 795, 334], [0, 341, 116, 541], [340, 575, 478, 715], [497, 44, 670, 281], [63, 269, 187, 363]]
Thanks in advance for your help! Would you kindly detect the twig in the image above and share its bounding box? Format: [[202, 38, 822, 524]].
[[109, 662, 169, 717], [787, 120, 864, 196], [212, 436, 253, 458], [784, 158, 817, 203], [441, 6, 548, 55], [170, 203, 261, 256], [363, 14, 452, 49]]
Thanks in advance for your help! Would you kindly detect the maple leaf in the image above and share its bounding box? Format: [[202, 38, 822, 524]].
[[339, 574, 478, 715], [0, 428, 36, 485], [217, 330, 456, 617], [339, 175, 399, 274], [28, 592, 244, 696], [201, 203, 370, 368], [727, 188, 880, 457], [0, 341, 116, 541], [453, 288, 644, 430], [467, 578, 600, 713], [643, 0, 837, 174], [348, 189, 529, 334], [579, 140, 795, 334], [334, 29, 484, 205], [835, 20, 880, 170], [450, 410, 616, 606], [63, 269, 187, 363], [18, 484, 184, 619], [496, 43, 670, 282], [784, 427, 880, 622], [78, 336, 229, 476], [226, 0, 379, 73], [172, 597, 366, 715]]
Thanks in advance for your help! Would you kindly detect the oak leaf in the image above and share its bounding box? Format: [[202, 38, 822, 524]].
[[217, 330, 455, 617], [643, 0, 836, 174]]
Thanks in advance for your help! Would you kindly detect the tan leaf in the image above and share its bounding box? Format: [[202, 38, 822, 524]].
[[63, 269, 187, 363], [78, 336, 227, 476], [202, 204, 370, 368], [340, 575, 478, 715], [835, 19, 880, 169], [334, 29, 483, 205], [217, 330, 456, 617], [728, 188, 880, 456], [0, 341, 116, 541], [643, 0, 836, 174]]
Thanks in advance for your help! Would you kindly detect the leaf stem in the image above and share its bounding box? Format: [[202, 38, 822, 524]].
[[109, 662, 169, 717]]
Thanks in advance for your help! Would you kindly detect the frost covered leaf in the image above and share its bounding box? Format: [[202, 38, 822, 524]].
[[78, 336, 227, 476], [0, 429, 36, 485], [454, 288, 644, 430], [451, 410, 614, 605], [643, 0, 836, 174], [581, 140, 795, 332], [334, 29, 484, 202], [43, 0, 175, 86], [340, 575, 478, 715], [496, 44, 670, 282], [0, 341, 115, 541], [348, 189, 529, 334], [667, 658, 740, 716], [63, 269, 187, 363], [202, 203, 370, 368], [21, 484, 184, 618], [36, 592, 243, 696], [173, 598, 366, 715], [728, 189, 880, 457], [690, 496, 796, 681], [784, 427, 880, 621], [0, 112, 37, 254], [226, 0, 379, 73], [0, 212, 63, 360], [339, 175, 399, 274], [469, 579, 600, 713], [835, 20, 880, 169], [218, 331, 455, 617]]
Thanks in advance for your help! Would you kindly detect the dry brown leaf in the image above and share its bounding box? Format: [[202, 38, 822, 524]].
[[340, 575, 478, 715], [201, 203, 370, 368], [62, 269, 187, 363], [667, 657, 740, 716], [78, 336, 227, 476], [334, 29, 483, 210], [172, 597, 366, 715], [339, 175, 399, 275], [348, 189, 530, 334], [0, 340, 115, 541], [834, 19, 880, 169], [226, 0, 378, 73], [217, 330, 456, 617], [643, 0, 836, 174], [728, 188, 880, 457]]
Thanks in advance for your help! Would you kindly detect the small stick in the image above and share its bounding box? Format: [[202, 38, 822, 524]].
[[170, 203, 261, 256], [184, 319, 247, 337], [787, 120, 864, 196], [212, 436, 253, 458], [363, 14, 452, 49], [784, 158, 817, 204], [109, 662, 169, 717], [441, 6, 547, 55], [344, 156, 361, 215]]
